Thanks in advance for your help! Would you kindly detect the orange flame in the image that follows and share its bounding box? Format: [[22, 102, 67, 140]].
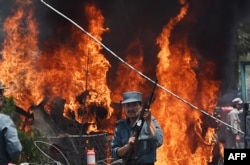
[[0, 0, 222, 164], [1, 1, 113, 133], [1, 2, 39, 111], [154, 0, 220, 164]]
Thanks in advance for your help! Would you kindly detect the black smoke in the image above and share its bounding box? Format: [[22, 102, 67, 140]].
[[188, 0, 250, 97], [1, 0, 250, 103]]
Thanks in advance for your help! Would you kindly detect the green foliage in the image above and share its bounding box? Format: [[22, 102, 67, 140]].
[[18, 129, 49, 164], [1, 96, 16, 114]]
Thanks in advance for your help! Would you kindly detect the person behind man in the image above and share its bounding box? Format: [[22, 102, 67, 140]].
[[111, 91, 163, 165], [0, 85, 22, 164], [225, 97, 244, 149]]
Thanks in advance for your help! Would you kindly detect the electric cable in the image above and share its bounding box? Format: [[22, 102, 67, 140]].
[[40, 0, 244, 135]]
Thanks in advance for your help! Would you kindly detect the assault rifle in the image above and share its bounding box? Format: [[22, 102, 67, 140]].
[[133, 80, 158, 138], [123, 80, 158, 165]]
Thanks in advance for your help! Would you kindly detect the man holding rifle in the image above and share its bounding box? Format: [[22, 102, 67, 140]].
[[111, 91, 163, 165]]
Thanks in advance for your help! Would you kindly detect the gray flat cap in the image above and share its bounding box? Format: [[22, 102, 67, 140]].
[[121, 91, 142, 104]]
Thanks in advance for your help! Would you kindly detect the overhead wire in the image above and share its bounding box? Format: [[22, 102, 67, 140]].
[[39, 0, 244, 135]]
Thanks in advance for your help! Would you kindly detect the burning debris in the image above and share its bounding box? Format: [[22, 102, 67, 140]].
[[0, 0, 250, 164], [31, 92, 116, 135]]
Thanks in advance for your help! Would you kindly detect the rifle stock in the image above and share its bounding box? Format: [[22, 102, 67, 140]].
[[122, 80, 158, 165]]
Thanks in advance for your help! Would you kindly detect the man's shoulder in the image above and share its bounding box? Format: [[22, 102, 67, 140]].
[[0, 113, 10, 119], [228, 108, 237, 114], [0, 113, 12, 123], [115, 118, 127, 126]]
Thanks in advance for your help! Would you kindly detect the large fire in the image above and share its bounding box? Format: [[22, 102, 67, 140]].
[[0, 0, 224, 164]]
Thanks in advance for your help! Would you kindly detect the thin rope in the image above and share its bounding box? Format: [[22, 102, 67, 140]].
[[40, 0, 244, 134]]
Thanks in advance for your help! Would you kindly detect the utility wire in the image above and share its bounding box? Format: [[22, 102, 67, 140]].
[[40, 0, 245, 134]]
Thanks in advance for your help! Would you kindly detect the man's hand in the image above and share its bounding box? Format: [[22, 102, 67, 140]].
[[117, 136, 136, 157], [143, 108, 156, 136], [143, 108, 151, 122], [128, 136, 136, 145]]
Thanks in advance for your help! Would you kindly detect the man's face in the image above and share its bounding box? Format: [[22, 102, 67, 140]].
[[236, 103, 243, 110], [124, 102, 141, 118]]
